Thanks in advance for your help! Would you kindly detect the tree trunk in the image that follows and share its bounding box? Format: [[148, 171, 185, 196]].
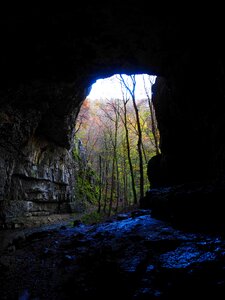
[[97, 155, 102, 213], [119, 74, 144, 201], [143, 75, 160, 155], [123, 101, 137, 204]]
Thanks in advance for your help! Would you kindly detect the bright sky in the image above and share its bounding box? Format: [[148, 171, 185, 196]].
[[87, 74, 156, 100]]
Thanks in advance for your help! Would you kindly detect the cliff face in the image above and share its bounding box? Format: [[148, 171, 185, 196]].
[[0, 136, 75, 219], [0, 82, 81, 225], [1, 5, 225, 225]]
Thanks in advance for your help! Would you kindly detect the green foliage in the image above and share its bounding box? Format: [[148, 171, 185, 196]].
[[80, 211, 106, 225], [75, 174, 99, 205], [72, 141, 100, 206], [72, 148, 80, 162], [72, 140, 82, 162]]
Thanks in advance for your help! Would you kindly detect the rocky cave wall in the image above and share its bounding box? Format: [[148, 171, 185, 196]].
[[0, 82, 84, 225], [1, 5, 225, 225], [148, 58, 225, 188]]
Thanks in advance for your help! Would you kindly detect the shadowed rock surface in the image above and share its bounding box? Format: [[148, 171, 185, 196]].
[[1, 5, 225, 224], [1, 6, 225, 298], [1, 209, 225, 299], [140, 180, 225, 231]]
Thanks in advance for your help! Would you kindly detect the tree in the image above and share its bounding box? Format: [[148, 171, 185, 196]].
[[75, 99, 90, 134], [119, 74, 144, 200], [98, 99, 121, 216], [116, 75, 137, 205], [74, 74, 159, 213], [142, 75, 160, 155]]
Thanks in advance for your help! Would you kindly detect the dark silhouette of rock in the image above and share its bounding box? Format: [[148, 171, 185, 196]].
[[0, 6, 225, 229]]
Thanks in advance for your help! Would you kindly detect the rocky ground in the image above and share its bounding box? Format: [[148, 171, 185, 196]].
[[1, 209, 225, 299]]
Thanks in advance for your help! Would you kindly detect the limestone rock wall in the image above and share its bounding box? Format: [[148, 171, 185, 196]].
[[0, 136, 77, 224], [0, 82, 84, 226]]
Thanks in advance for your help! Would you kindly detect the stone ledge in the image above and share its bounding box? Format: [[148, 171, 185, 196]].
[[140, 180, 225, 231]]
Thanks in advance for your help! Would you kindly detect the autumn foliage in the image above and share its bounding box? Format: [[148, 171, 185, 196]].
[[74, 75, 159, 215]]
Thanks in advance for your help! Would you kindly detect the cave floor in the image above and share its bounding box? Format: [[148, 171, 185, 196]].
[[1, 209, 225, 300]]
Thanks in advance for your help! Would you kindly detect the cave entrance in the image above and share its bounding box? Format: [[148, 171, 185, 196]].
[[74, 73, 158, 217]]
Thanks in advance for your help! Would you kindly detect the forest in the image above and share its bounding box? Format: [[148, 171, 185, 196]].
[[73, 74, 159, 217]]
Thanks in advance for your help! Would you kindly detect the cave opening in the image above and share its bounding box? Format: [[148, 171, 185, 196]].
[[74, 73, 158, 218]]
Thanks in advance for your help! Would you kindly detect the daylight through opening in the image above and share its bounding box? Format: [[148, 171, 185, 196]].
[[74, 74, 158, 217]]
